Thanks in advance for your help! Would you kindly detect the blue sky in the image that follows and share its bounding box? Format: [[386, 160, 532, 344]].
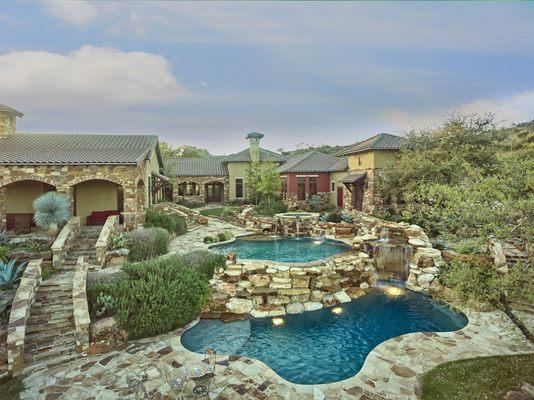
[[1, 1, 534, 153]]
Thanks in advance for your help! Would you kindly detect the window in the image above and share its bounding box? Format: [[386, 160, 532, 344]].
[[331, 181, 335, 192], [280, 176, 288, 193], [235, 178, 243, 198], [358, 156, 362, 166], [309, 176, 317, 196], [297, 177, 306, 200]]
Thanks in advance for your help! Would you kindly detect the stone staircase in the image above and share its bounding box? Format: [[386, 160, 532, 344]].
[[62, 226, 101, 268], [23, 271, 78, 373]]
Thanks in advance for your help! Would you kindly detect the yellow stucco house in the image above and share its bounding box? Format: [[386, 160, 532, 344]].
[[0, 104, 167, 231]]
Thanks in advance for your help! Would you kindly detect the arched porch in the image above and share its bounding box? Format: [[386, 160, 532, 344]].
[[71, 179, 124, 226], [0, 179, 56, 232]]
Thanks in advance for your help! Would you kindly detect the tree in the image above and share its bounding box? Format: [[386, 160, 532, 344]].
[[246, 162, 281, 211], [159, 142, 210, 162], [380, 114, 534, 249]]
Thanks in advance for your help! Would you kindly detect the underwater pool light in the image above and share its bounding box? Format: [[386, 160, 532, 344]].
[[331, 307, 343, 315], [384, 286, 405, 297], [272, 317, 284, 326]]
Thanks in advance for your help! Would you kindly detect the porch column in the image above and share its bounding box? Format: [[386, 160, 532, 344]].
[[0, 186, 6, 230], [122, 184, 137, 230]]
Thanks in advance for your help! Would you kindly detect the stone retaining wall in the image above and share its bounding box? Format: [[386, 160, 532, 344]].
[[95, 215, 119, 267], [73, 258, 90, 353], [6, 258, 42, 377], [203, 253, 377, 320], [51, 216, 81, 269]]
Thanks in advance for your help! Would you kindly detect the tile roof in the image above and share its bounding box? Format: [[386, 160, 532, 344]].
[[0, 133, 159, 165], [336, 133, 405, 156], [341, 172, 367, 183], [0, 104, 23, 117], [224, 147, 287, 163], [166, 156, 228, 176], [277, 151, 348, 173]]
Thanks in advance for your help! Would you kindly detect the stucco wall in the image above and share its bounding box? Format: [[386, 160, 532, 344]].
[[373, 150, 398, 168], [74, 180, 119, 224], [347, 151, 374, 170], [329, 171, 349, 207], [227, 162, 249, 200], [5, 181, 53, 213]]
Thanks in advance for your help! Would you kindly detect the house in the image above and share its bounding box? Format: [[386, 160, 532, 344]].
[[277, 151, 348, 209], [167, 132, 286, 203], [0, 105, 166, 231], [335, 132, 405, 212]]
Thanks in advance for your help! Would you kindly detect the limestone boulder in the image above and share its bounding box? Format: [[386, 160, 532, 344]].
[[250, 304, 286, 318], [345, 287, 366, 299], [334, 291, 352, 303], [359, 282, 369, 289], [303, 302, 323, 312], [267, 295, 291, 305], [248, 274, 271, 287], [286, 302, 304, 314], [310, 290, 324, 302], [225, 298, 253, 314], [417, 273, 435, 287]]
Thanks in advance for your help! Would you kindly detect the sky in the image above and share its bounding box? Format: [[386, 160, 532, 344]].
[[1, 1, 534, 154]]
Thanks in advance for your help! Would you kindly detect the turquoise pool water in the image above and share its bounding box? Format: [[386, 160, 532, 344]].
[[210, 236, 351, 262], [181, 284, 468, 384]]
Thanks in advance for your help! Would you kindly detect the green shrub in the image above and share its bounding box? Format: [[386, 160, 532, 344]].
[[326, 211, 342, 223], [107, 232, 126, 250], [0, 376, 24, 400], [440, 259, 502, 306], [255, 197, 287, 216], [144, 208, 187, 235], [0, 246, 8, 262], [0, 229, 9, 245], [175, 250, 226, 279], [113, 257, 211, 338], [0, 259, 28, 290], [217, 231, 233, 242], [341, 213, 354, 223], [126, 227, 170, 262], [203, 236, 215, 244]]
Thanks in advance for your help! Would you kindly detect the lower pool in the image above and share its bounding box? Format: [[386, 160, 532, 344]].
[[181, 284, 468, 384]]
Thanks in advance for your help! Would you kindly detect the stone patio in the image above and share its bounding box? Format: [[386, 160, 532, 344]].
[[19, 307, 534, 400]]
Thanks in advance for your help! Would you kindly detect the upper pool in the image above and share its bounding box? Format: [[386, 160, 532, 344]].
[[209, 235, 351, 263], [181, 285, 468, 384]]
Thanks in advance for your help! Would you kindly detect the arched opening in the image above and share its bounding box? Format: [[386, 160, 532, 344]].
[[178, 182, 200, 197], [3, 180, 56, 232], [205, 181, 224, 203], [137, 180, 146, 211], [73, 179, 123, 225]]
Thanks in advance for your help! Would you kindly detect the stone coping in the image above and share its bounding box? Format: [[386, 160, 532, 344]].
[[7, 258, 42, 377], [208, 232, 356, 267], [95, 215, 119, 266], [50, 216, 80, 252], [177, 301, 534, 398], [73, 259, 90, 353]]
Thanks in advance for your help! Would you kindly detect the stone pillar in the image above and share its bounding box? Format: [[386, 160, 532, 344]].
[[0, 186, 6, 230], [122, 184, 138, 230]]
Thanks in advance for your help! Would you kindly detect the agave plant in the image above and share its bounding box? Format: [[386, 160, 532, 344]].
[[33, 192, 71, 235], [0, 259, 28, 289], [0, 229, 10, 245]]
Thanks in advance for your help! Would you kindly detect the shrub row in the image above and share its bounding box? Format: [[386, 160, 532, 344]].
[[87, 250, 224, 339], [203, 231, 234, 245], [144, 208, 187, 235], [126, 227, 170, 262]]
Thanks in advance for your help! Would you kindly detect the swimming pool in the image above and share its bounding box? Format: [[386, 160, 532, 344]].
[[181, 285, 467, 384], [210, 235, 351, 263]]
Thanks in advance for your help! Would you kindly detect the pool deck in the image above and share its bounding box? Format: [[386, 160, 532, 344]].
[[19, 307, 534, 399]]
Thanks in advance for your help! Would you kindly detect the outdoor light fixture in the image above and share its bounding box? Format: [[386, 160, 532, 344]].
[[313, 240, 322, 244], [331, 307, 343, 315], [384, 286, 405, 298], [272, 317, 284, 326]]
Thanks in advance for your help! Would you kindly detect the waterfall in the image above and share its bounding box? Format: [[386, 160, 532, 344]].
[[373, 227, 412, 280], [295, 220, 300, 237]]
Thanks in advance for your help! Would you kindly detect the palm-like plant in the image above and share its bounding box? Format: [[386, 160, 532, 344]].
[[33, 192, 71, 235], [0, 259, 28, 289]]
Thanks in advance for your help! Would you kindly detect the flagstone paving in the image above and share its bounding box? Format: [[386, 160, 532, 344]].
[[167, 216, 247, 256], [20, 308, 533, 400]]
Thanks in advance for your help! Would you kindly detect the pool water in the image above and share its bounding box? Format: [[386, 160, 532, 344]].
[[210, 236, 351, 262], [181, 286, 468, 384]]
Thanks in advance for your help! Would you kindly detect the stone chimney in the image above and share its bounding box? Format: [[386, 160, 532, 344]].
[[246, 132, 264, 163], [0, 105, 24, 136]]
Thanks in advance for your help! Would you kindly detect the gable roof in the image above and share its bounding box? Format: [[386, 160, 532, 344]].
[[165, 156, 228, 177], [0, 133, 160, 165], [224, 147, 287, 163], [0, 104, 24, 117], [336, 133, 405, 156], [278, 151, 348, 173]]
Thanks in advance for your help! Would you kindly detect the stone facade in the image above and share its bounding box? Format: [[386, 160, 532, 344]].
[[72, 259, 90, 353], [171, 175, 229, 203], [0, 163, 150, 230], [283, 191, 330, 210], [202, 254, 377, 320]]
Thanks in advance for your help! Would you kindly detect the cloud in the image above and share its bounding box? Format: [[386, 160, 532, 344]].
[[44, 0, 98, 26], [381, 91, 534, 130], [0, 45, 190, 112]]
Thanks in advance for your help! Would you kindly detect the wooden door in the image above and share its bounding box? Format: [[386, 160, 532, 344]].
[[337, 187, 343, 208], [205, 182, 223, 203]]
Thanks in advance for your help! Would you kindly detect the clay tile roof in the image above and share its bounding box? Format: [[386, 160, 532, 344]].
[[166, 156, 228, 176], [277, 151, 348, 173], [224, 147, 287, 163], [0, 133, 159, 165], [336, 133, 405, 156]]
